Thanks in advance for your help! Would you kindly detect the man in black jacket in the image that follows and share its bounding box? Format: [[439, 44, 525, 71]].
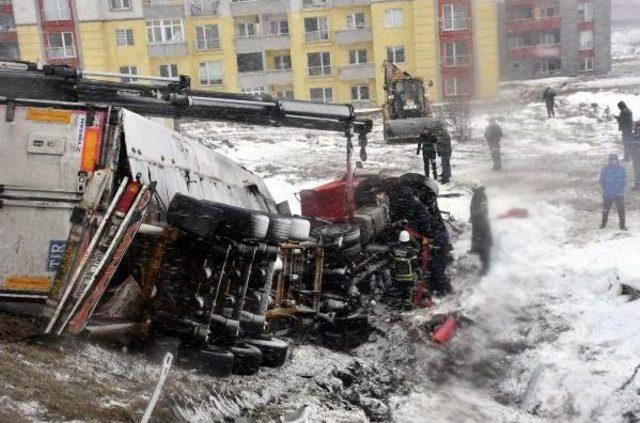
[[435, 123, 452, 184], [417, 133, 438, 180], [484, 118, 504, 171], [543, 87, 556, 118], [616, 101, 634, 162]]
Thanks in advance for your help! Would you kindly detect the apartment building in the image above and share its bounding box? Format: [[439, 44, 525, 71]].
[[498, 0, 611, 80], [11, 0, 500, 106], [0, 0, 19, 59]]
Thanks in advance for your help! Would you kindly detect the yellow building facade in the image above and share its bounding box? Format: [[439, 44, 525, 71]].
[[12, 0, 499, 107]]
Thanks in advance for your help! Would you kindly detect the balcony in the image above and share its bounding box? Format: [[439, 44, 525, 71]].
[[506, 17, 561, 34], [194, 37, 221, 51], [143, 0, 184, 19], [308, 65, 332, 78], [338, 63, 374, 81], [187, 1, 218, 16], [350, 99, 377, 110], [147, 42, 188, 57], [508, 44, 561, 60], [303, 0, 331, 9], [46, 45, 76, 60], [230, 0, 288, 16], [238, 69, 293, 87], [40, 10, 72, 23], [305, 30, 331, 44], [442, 54, 472, 68], [440, 18, 471, 34], [332, 0, 370, 7], [235, 34, 290, 53], [335, 27, 372, 45]]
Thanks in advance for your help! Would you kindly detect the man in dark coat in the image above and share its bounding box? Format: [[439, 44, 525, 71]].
[[435, 123, 452, 184], [417, 133, 437, 180], [615, 101, 634, 161], [469, 186, 492, 275], [600, 153, 627, 230], [542, 87, 556, 118], [484, 118, 504, 171]]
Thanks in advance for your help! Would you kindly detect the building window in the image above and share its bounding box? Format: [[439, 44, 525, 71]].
[[236, 17, 259, 38], [444, 41, 470, 66], [276, 90, 294, 99], [195, 25, 220, 50], [199, 61, 223, 85], [159, 64, 178, 78], [351, 85, 370, 100], [444, 77, 470, 96], [384, 9, 403, 28], [539, 31, 560, 46], [508, 36, 526, 49], [540, 6, 559, 19], [274, 55, 292, 70], [349, 49, 367, 64], [386, 45, 405, 63], [270, 19, 289, 36], [115, 29, 134, 46], [538, 58, 561, 75], [146, 19, 184, 44], [302, 0, 329, 8], [577, 2, 594, 22], [310, 87, 332, 103], [580, 30, 594, 50], [443, 4, 469, 31], [46, 32, 75, 59], [42, 0, 71, 21], [241, 86, 265, 95], [581, 56, 594, 71], [237, 52, 264, 73], [307, 52, 331, 76], [304, 17, 329, 42], [510, 6, 533, 21], [110, 0, 131, 10], [188, 0, 217, 16], [346, 12, 366, 29], [119, 66, 137, 83]]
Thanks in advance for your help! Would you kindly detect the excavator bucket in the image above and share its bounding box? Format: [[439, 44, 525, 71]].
[[384, 117, 443, 144]]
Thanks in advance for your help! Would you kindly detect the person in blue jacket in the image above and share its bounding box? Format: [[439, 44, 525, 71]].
[[600, 153, 627, 230]]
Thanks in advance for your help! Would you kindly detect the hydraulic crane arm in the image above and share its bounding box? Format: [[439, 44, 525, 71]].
[[0, 61, 372, 137]]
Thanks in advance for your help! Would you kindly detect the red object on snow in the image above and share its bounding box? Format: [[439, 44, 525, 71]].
[[300, 177, 362, 222], [431, 315, 458, 344], [498, 207, 529, 219]]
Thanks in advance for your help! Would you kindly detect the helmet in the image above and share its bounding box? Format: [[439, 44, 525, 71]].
[[399, 231, 411, 243]]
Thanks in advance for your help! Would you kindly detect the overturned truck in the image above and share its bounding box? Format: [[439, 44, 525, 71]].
[[0, 62, 450, 376]]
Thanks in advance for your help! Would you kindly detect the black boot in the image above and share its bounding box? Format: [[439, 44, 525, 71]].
[[601, 211, 608, 229]]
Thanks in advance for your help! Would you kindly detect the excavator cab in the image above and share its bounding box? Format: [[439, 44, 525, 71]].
[[389, 78, 427, 120]]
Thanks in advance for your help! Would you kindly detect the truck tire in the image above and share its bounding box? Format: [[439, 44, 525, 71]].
[[265, 214, 292, 244], [327, 242, 362, 263], [229, 343, 263, 375], [244, 337, 289, 367], [179, 346, 234, 377], [289, 218, 311, 242], [313, 224, 360, 249], [167, 193, 224, 240], [213, 203, 270, 241]]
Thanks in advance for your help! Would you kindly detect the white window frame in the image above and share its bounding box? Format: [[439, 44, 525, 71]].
[[119, 65, 138, 83], [539, 32, 558, 46], [581, 56, 594, 72], [384, 9, 403, 28], [269, 19, 289, 36], [195, 25, 220, 50], [444, 77, 469, 97], [540, 6, 559, 19], [159, 64, 178, 78], [386, 45, 405, 63], [46, 32, 76, 59], [241, 86, 265, 95], [307, 52, 331, 76], [188, 0, 217, 16], [444, 40, 470, 67], [115, 28, 134, 46], [276, 90, 294, 99], [577, 2, 594, 22], [442, 4, 469, 31], [346, 12, 366, 29], [351, 85, 370, 101], [274, 55, 292, 70], [235, 18, 259, 39], [146, 19, 184, 44], [309, 87, 333, 103], [349, 49, 367, 65], [110, 0, 131, 11], [42, 0, 70, 22], [199, 61, 223, 85], [304, 17, 329, 42], [579, 29, 594, 50]]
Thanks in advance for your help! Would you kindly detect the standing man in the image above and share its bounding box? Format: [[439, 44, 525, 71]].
[[600, 154, 627, 230], [543, 87, 557, 118], [615, 101, 634, 162], [629, 122, 640, 190], [417, 133, 437, 180], [436, 123, 452, 184], [484, 118, 504, 171]]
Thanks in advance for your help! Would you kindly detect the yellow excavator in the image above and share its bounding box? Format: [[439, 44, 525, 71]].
[[382, 60, 442, 144]]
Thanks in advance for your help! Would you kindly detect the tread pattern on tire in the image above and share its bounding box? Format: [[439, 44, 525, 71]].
[[289, 218, 311, 242], [243, 337, 289, 368], [229, 343, 263, 375]]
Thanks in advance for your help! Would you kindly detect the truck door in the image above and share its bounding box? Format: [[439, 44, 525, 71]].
[[0, 104, 103, 294]]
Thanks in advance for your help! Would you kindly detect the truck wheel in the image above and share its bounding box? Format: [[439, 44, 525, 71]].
[[167, 193, 224, 240], [289, 218, 311, 242], [213, 203, 270, 241], [179, 346, 234, 377], [313, 224, 360, 249], [229, 343, 263, 375], [265, 215, 292, 244], [244, 337, 289, 367], [326, 242, 362, 263]]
